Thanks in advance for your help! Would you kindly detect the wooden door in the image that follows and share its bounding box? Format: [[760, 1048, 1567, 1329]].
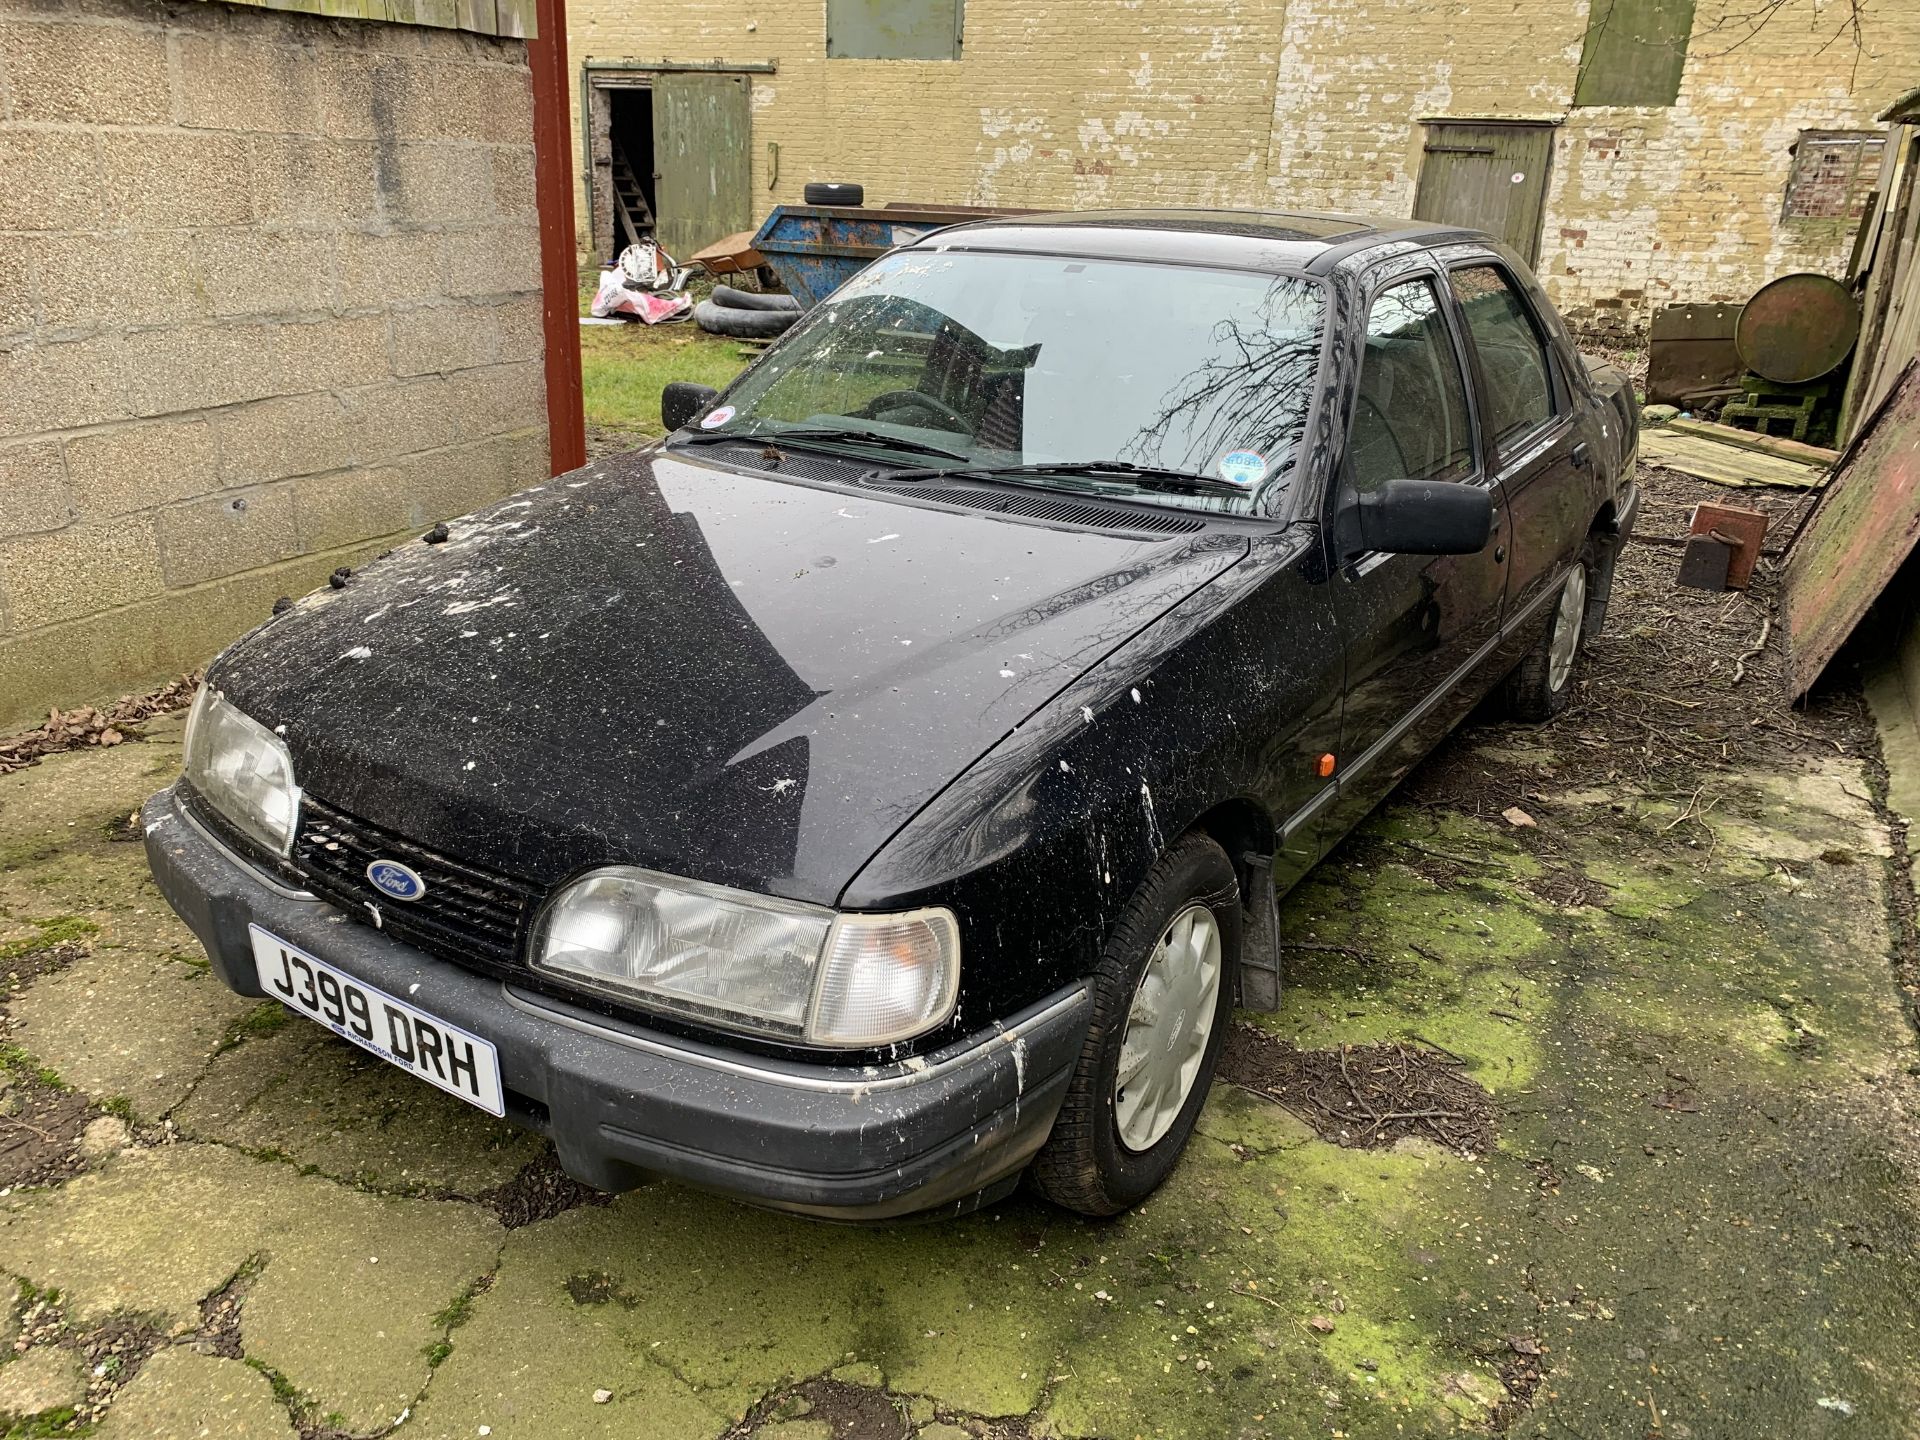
[[1413, 121, 1554, 266], [651, 73, 751, 261]]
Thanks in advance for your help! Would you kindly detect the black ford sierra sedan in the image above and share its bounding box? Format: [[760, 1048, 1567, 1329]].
[[145, 209, 1638, 1220]]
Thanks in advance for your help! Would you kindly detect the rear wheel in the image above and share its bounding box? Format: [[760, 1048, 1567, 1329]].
[[1505, 541, 1595, 722], [1032, 832, 1240, 1216]]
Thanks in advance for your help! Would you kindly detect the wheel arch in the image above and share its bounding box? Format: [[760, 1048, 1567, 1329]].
[[1185, 796, 1277, 901]]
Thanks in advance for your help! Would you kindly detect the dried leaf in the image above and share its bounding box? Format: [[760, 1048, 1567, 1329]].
[[1502, 805, 1538, 828]]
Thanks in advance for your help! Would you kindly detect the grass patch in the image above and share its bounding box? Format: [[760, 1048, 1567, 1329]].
[[2, 1404, 84, 1439], [0, 1046, 67, 1092], [431, 1288, 477, 1332], [244, 1356, 301, 1407], [0, 916, 98, 963], [579, 322, 747, 433]]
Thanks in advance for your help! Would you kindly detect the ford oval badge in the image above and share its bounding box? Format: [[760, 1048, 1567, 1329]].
[[366, 859, 426, 902]]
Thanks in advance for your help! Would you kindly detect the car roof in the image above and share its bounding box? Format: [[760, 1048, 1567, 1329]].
[[925, 207, 1488, 276]]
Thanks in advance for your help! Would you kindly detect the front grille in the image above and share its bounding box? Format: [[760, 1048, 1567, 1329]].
[[290, 797, 540, 974]]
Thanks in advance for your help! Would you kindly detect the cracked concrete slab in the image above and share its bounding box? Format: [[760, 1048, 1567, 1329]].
[[92, 1347, 298, 1440], [175, 1014, 544, 1194], [10, 946, 250, 1120], [0, 1344, 86, 1421], [0, 1143, 500, 1433]]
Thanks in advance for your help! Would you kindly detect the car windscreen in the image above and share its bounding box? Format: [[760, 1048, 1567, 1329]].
[[689, 250, 1328, 513]]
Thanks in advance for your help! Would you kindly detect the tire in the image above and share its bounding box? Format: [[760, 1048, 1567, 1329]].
[[1032, 832, 1242, 1217], [710, 284, 801, 313], [804, 181, 864, 207], [693, 300, 799, 339], [1505, 539, 1597, 722]]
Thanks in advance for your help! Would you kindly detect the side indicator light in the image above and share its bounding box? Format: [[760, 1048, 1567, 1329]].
[[1318, 753, 1337, 778]]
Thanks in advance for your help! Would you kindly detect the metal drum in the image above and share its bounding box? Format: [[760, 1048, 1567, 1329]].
[[1735, 272, 1861, 384]]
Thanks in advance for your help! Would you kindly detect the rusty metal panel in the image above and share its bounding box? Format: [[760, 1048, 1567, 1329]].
[[1783, 362, 1920, 697], [652, 73, 752, 261], [1647, 301, 1742, 405]]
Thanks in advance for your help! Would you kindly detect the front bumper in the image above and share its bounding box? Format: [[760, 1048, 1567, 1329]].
[[142, 785, 1090, 1221]]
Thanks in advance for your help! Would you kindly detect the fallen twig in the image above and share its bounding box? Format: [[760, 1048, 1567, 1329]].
[[1731, 615, 1772, 686], [1230, 1285, 1287, 1310]]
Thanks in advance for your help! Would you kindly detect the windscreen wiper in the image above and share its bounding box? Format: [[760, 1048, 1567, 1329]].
[[876, 459, 1253, 498], [670, 426, 973, 462]]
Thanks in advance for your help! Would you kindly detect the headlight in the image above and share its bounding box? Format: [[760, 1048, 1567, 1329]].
[[533, 867, 960, 1047], [182, 688, 302, 857]]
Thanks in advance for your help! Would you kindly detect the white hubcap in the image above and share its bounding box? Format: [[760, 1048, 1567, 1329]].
[[1114, 904, 1222, 1152], [1548, 564, 1587, 693]]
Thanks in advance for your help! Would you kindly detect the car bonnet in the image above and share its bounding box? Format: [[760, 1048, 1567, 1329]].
[[208, 449, 1248, 905]]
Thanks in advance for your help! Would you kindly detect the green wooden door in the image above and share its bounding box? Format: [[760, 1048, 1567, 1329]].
[[1412, 122, 1554, 267], [651, 73, 752, 261]]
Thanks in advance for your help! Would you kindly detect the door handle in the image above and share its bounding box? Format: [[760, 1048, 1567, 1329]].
[[1571, 441, 1592, 470]]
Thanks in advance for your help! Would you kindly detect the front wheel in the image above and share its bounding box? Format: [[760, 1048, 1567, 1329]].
[[1504, 542, 1595, 722], [1032, 832, 1241, 1216]]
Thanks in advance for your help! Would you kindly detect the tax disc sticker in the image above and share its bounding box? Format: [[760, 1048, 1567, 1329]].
[[1218, 450, 1268, 487], [699, 404, 736, 430]]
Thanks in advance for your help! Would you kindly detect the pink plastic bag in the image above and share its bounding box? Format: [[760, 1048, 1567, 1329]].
[[590, 269, 692, 324]]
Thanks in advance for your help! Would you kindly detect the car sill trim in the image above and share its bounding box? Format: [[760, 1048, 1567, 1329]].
[[502, 982, 1090, 1094]]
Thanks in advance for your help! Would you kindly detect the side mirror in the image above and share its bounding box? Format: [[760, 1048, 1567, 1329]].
[[661, 381, 721, 433], [1345, 479, 1493, 558]]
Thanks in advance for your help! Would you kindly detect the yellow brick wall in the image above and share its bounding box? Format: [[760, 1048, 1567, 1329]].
[[567, 0, 1918, 330]]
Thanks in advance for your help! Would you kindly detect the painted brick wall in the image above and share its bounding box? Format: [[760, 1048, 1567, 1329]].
[[568, 0, 1917, 332], [0, 0, 550, 731]]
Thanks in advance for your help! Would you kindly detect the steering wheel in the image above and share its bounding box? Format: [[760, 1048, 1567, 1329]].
[[858, 389, 970, 434]]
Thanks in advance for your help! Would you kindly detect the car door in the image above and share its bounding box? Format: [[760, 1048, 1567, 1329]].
[[1443, 257, 1587, 646], [1322, 265, 1511, 832]]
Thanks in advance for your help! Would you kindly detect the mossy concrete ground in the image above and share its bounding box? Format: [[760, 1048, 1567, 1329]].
[[0, 712, 1916, 1439]]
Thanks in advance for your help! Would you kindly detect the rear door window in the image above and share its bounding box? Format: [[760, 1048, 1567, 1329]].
[[1349, 277, 1477, 494], [1447, 264, 1556, 450]]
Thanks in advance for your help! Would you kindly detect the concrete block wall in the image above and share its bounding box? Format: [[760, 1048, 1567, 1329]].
[[0, 0, 549, 731], [568, 0, 1918, 333]]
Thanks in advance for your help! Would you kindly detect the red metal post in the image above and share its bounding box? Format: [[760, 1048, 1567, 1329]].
[[527, 0, 587, 476]]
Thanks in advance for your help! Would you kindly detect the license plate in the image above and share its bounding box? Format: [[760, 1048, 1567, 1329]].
[[248, 925, 505, 1116]]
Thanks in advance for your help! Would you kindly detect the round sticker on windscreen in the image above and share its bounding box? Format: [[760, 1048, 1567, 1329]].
[[699, 404, 736, 430], [1218, 450, 1267, 487]]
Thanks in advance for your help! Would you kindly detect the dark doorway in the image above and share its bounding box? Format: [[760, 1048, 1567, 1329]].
[[606, 88, 655, 257], [587, 76, 660, 263]]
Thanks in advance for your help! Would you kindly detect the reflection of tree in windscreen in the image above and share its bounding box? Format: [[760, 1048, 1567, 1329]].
[[1122, 279, 1321, 473]]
